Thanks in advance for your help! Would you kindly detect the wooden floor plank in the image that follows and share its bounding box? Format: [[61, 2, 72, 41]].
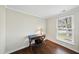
[[11, 40, 78, 54]]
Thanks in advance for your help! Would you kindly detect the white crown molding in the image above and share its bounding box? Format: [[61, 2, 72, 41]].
[[5, 6, 44, 19], [5, 5, 79, 20]]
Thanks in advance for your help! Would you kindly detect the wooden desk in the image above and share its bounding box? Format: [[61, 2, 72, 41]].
[[28, 34, 45, 47]]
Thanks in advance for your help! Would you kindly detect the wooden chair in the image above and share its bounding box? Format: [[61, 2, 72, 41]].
[[35, 35, 45, 47]]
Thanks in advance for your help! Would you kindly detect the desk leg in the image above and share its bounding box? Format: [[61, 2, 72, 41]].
[[29, 40, 31, 47], [29, 40, 33, 54]]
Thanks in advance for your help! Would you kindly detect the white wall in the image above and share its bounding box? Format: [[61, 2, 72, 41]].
[[46, 7, 79, 53], [1, 5, 78, 53], [0, 6, 6, 53], [5, 8, 46, 53]]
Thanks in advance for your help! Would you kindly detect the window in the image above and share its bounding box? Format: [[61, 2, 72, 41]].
[[57, 15, 74, 45]]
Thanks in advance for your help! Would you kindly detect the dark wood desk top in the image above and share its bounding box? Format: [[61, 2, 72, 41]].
[[28, 34, 45, 40]]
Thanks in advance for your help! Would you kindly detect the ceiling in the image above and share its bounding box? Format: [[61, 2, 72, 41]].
[[6, 5, 78, 19]]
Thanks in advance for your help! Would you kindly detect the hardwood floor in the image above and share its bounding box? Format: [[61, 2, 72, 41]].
[[11, 40, 78, 54]]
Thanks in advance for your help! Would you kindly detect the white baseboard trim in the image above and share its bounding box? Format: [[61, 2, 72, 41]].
[[49, 39, 79, 53], [46, 35, 79, 53], [5, 45, 29, 54]]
